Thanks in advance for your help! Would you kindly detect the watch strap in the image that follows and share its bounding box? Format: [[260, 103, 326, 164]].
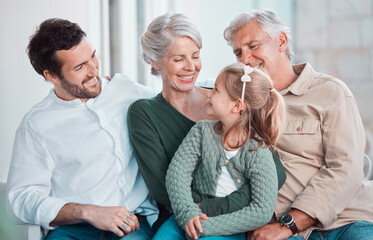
[[280, 214, 299, 235], [288, 220, 298, 234]]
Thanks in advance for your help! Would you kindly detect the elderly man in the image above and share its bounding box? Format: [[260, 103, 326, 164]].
[[7, 18, 158, 240], [224, 9, 373, 240]]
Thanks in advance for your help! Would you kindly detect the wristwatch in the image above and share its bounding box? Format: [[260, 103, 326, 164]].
[[280, 214, 298, 235]]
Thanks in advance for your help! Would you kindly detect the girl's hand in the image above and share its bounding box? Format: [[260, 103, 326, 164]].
[[185, 214, 208, 240]]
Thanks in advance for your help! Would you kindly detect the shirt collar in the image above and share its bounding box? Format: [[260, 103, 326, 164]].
[[50, 78, 107, 106], [49, 90, 84, 106], [280, 63, 316, 96]]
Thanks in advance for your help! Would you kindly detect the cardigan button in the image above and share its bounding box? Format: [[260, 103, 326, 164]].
[[296, 127, 301, 131], [225, 159, 229, 164], [236, 179, 241, 183]]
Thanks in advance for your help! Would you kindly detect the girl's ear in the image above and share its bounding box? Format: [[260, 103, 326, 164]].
[[232, 99, 244, 114]]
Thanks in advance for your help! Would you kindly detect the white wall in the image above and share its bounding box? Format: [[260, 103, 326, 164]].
[[294, 0, 373, 138], [0, 0, 103, 182]]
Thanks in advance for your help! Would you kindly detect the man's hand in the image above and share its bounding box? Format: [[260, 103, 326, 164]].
[[185, 214, 208, 240], [50, 203, 139, 237], [248, 209, 318, 240], [248, 222, 292, 240], [84, 205, 139, 237]]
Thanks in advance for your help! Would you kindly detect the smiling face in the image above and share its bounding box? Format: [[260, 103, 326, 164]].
[[156, 36, 201, 93], [231, 19, 285, 81], [207, 73, 236, 122], [49, 38, 101, 102]]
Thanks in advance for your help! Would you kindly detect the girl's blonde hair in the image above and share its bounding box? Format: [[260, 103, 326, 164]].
[[215, 62, 285, 150]]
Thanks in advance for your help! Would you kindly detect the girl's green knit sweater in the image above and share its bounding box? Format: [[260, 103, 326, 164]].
[[166, 120, 278, 237]]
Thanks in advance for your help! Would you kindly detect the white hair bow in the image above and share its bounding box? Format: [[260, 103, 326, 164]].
[[241, 65, 253, 102]]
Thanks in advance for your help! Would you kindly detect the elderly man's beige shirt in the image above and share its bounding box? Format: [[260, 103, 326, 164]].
[[275, 63, 373, 239]]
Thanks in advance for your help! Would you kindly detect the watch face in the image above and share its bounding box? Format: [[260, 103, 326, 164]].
[[281, 214, 293, 225]]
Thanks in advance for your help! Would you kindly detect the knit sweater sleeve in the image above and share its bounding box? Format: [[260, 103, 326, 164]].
[[166, 123, 204, 228], [200, 148, 278, 237]]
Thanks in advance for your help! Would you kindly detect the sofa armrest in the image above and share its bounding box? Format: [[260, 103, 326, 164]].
[[16, 224, 44, 240]]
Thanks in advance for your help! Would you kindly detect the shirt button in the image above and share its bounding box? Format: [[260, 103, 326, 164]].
[[296, 127, 301, 132], [225, 159, 229, 164], [236, 179, 241, 183]]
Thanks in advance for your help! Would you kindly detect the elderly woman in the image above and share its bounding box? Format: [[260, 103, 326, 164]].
[[128, 13, 285, 240]]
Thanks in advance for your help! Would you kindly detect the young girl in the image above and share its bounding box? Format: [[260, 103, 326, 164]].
[[165, 62, 286, 239]]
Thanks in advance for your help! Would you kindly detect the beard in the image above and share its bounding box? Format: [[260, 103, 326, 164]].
[[59, 75, 101, 99]]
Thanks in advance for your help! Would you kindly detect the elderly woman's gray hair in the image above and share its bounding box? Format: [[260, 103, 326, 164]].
[[224, 9, 294, 59], [141, 13, 202, 76]]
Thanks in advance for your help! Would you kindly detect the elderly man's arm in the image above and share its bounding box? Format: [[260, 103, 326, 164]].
[[251, 83, 365, 239], [289, 88, 365, 227]]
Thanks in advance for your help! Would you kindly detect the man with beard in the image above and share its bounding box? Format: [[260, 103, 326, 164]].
[[7, 18, 158, 240]]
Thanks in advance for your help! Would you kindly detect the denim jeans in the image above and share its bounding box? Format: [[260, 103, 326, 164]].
[[286, 221, 373, 240], [152, 215, 245, 240], [44, 218, 154, 240]]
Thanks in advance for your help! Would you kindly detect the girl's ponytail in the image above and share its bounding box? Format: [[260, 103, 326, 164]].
[[217, 62, 285, 150], [251, 87, 285, 149]]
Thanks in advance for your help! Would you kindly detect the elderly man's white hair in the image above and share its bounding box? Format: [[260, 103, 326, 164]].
[[224, 9, 294, 60]]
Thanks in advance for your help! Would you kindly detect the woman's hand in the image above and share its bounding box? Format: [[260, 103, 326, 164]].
[[185, 214, 208, 240]]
